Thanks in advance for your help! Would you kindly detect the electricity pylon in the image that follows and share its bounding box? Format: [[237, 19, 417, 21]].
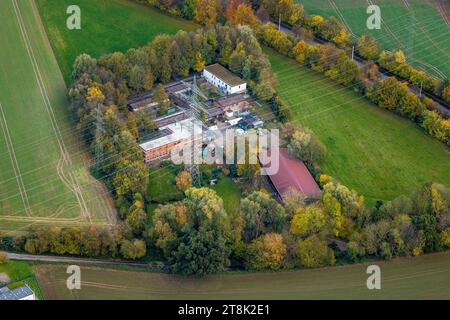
[[94, 103, 104, 174], [185, 75, 201, 187]]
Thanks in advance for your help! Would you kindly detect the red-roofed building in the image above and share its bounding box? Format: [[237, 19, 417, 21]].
[[260, 148, 321, 201]]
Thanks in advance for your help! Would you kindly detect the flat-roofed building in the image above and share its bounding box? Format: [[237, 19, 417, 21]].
[[214, 93, 249, 114], [128, 93, 158, 113], [139, 118, 202, 163], [0, 284, 36, 300], [203, 64, 247, 95]]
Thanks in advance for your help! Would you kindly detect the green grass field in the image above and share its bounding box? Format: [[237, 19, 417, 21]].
[[212, 176, 242, 215], [298, 0, 450, 78], [0, 0, 116, 233], [34, 252, 450, 299], [267, 48, 450, 204], [36, 0, 197, 83], [148, 164, 184, 204]]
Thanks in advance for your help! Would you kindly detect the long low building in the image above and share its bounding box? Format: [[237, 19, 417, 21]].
[[203, 64, 247, 95], [139, 118, 202, 163], [260, 148, 322, 201], [214, 93, 249, 113], [0, 284, 36, 300]]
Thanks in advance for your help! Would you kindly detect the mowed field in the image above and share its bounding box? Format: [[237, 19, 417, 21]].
[[36, 0, 197, 82], [0, 0, 116, 233], [298, 0, 450, 78], [267, 49, 450, 204], [34, 252, 450, 299]]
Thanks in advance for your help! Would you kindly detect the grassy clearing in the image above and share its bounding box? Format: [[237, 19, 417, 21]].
[[0, 260, 43, 299], [36, 0, 197, 83], [299, 0, 450, 78], [267, 48, 450, 205], [34, 252, 450, 299], [212, 175, 242, 215], [0, 0, 115, 232], [148, 163, 184, 204]]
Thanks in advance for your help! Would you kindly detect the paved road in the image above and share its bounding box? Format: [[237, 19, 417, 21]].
[[271, 21, 450, 117], [4, 252, 163, 269]]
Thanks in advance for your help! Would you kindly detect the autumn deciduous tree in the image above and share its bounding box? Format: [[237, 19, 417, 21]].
[[193, 51, 206, 72], [290, 204, 328, 237], [195, 0, 218, 25], [225, 0, 242, 22], [176, 171, 193, 192], [442, 228, 450, 248], [120, 239, 146, 260], [0, 252, 8, 264], [112, 158, 148, 198], [443, 81, 450, 103], [240, 191, 286, 241], [72, 53, 97, 79], [150, 202, 188, 255], [153, 84, 170, 115], [297, 235, 335, 268], [292, 40, 309, 64], [247, 233, 287, 270], [287, 126, 326, 165], [357, 35, 380, 60], [125, 199, 148, 236], [227, 2, 259, 27], [422, 110, 450, 145], [86, 86, 105, 106]]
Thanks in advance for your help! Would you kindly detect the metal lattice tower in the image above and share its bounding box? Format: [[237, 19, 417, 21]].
[[185, 75, 201, 187], [94, 104, 104, 173]]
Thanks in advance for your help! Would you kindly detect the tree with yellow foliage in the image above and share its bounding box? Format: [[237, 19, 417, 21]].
[[308, 15, 324, 31], [292, 40, 309, 64], [247, 233, 287, 270], [176, 171, 193, 192], [290, 204, 328, 237], [193, 51, 206, 72], [442, 80, 450, 104], [195, 0, 218, 25], [86, 85, 105, 106], [297, 235, 335, 268], [229, 3, 259, 27], [441, 228, 450, 248]]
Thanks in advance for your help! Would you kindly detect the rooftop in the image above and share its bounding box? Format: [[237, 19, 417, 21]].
[[128, 92, 155, 111], [260, 148, 321, 200], [166, 82, 189, 95], [139, 118, 202, 151], [215, 93, 248, 109], [0, 284, 34, 300], [204, 64, 245, 87]]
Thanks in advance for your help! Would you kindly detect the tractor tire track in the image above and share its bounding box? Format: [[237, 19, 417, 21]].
[[0, 102, 32, 216], [11, 0, 92, 222]]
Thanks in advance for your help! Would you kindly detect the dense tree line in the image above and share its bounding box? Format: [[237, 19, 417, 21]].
[[0, 225, 146, 260]]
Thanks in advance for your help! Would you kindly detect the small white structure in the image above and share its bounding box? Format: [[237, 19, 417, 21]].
[[0, 284, 36, 300], [203, 64, 247, 95], [227, 117, 242, 127]]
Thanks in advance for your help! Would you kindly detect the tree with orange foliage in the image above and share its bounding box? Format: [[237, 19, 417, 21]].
[[229, 3, 259, 27], [195, 0, 218, 25], [225, 0, 242, 22]]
